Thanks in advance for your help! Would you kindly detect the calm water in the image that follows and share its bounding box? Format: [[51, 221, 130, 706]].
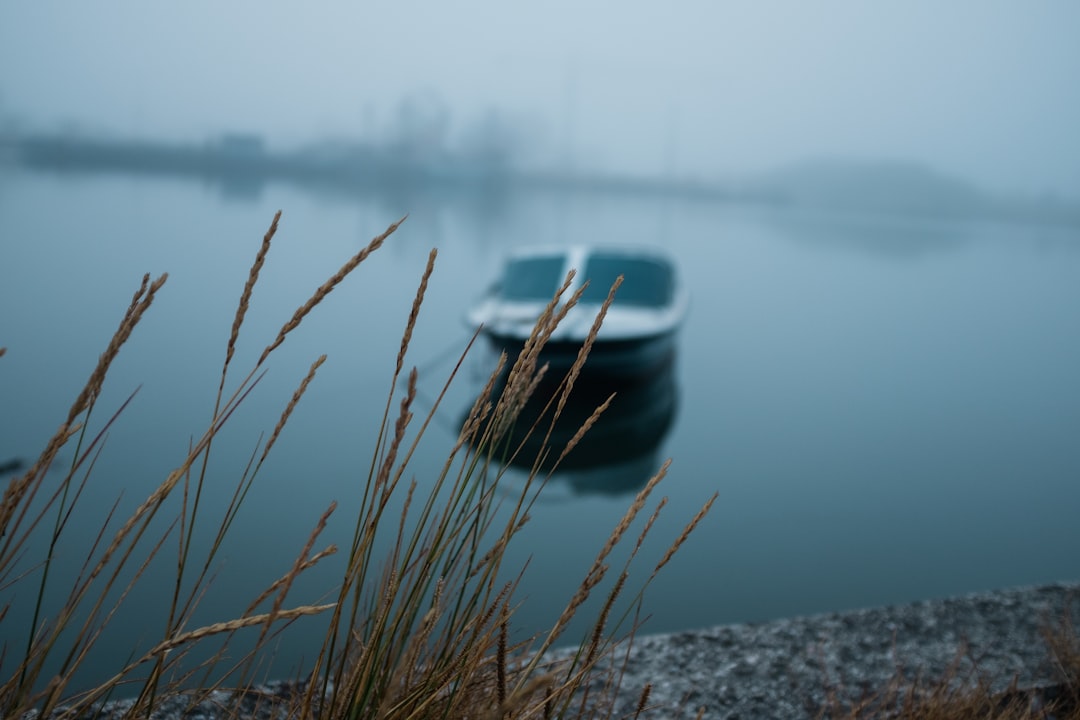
[[2, 167, 1079, 689]]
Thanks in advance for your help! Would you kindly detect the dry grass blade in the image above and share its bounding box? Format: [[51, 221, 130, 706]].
[[633, 683, 652, 720], [633, 497, 668, 558], [521, 456, 671, 684], [497, 603, 509, 711], [551, 275, 622, 426], [68, 273, 168, 427], [536, 568, 607, 669], [376, 367, 418, 502], [260, 354, 327, 465], [594, 462, 668, 578], [258, 216, 405, 365], [2, 272, 166, 563], [1, 273, 167, 539], [394, 576, 445, 695], [38, 517, 176, 712], [212, 504, 343, 699], [457, 350, 504, 451], [554, 392, 615, 469], [495, 271, 578, 419], [494, 363, 549, 451], [78, 604, 335, 710], [375, 250, 450, 502], [651, 489, 717, 580], [583, 570, 628, 668], [225, 210, 279, 376], [248, 502, 338, 623], [396, 248, 437, 378]]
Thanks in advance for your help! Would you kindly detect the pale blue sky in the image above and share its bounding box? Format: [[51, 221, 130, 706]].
[[1, 2, 1078, 195]]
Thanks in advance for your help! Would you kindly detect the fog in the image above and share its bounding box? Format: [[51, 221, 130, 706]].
[[2, 1, 1079, 198], [4, 2, 1080, 694]]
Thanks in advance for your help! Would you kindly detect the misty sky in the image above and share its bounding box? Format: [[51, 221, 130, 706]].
[[1, 2, 1078, 196]]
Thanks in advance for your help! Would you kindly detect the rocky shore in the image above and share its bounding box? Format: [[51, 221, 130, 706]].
[[591, 580, 1079, 718], [40, 581, 1079, 719]]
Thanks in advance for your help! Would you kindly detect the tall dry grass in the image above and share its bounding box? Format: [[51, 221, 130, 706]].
[[0, 210, 714, 719]]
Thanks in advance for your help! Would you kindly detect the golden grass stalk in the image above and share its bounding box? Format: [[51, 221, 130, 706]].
[[74, 603, 335, 711], [309, 261, 624, 719], [633, 497, 668, 558], [583, 570, 628, 671], [160, 216, 402, 711], [550, 275, 622, 434], [396, 248, 437, 378], [224, 210, 279, 379], [650, 490, 718, 581], [479, 274, 622, 486], [258, 503, 338, 632], [0, 272, 166, 547], [3, 209, 719, 720], [262, 354, 327, 466], [489, 271, 579, 435], [554, 392, 615, 469], [258, 215, 405, 366], [3, 213, 389, 718], [497, 603, 510, 711], [167, 211, 283, 706], [317, 249, 434, 689], [633, 682, 653, 719], [69, 272, 169, 427], [1, 275, 171, 716]]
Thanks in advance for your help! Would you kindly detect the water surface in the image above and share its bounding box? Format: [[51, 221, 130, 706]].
[[2, 168, 1078, 688]]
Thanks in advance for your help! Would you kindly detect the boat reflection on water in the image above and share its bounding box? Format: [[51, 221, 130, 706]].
[[465, 352, 678, 497]]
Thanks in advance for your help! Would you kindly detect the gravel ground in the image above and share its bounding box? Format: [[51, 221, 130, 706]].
[[592, 581, 1080, 718], [32, 581, 1080, 720]]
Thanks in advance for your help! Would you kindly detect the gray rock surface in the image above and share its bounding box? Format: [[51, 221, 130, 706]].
[[36, 581, 1080, 719], [592, 581, 1079, 718]]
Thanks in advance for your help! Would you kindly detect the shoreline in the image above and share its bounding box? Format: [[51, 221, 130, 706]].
[[585, 580, 1080, 718], [56, 581, 1080, 719]]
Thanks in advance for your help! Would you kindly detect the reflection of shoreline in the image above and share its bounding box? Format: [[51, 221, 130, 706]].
[[467, 353, 679, 497], [7, 131, 1075, 226], [4, 132, 502, 192], [759, 206, 973, 259], [0, 131, 766, 206]]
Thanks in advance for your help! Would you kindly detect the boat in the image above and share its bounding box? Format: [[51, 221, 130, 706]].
[[467, 245, 688, 376]]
